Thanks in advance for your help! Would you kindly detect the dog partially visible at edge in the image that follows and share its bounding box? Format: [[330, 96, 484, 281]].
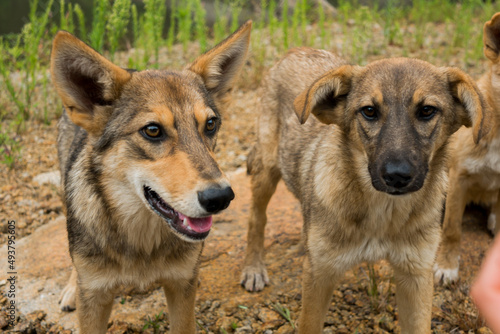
[[50, 21, 251, 334], [434, 12, 500, 285], [240, 48, 492, 333]]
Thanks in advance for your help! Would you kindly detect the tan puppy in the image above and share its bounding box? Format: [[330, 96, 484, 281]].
[[434, 13, 500, 285], [51, 22, 251, 334], [240, 48, 491, 333]]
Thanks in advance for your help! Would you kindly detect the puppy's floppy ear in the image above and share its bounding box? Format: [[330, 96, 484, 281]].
[[483, 12, 500, 62], [445, 67, 493, 144], [293, 65, 360, 125], [188, 20, 252, 101], [50, 31, 131, 135]]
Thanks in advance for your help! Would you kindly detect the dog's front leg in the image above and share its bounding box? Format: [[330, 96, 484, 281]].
[[241, 155, 281, 292], [434, 167, 467, 284], [76, 283, 114, 334], [298, 255, 339, 334], [163, 277, 198, 334], [393, 265, 433, 334]]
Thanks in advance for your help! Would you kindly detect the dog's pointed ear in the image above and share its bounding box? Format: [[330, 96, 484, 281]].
[[293, 65, 359, 125], [50, 31, 131, 135], [445, 67, 493, 144], [483, 12, 500, 62], [188, 20, 252, 100]]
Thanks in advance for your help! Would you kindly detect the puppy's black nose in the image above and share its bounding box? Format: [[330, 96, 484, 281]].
[[198, 186, 235, 213], [382, 160, 413, 189]]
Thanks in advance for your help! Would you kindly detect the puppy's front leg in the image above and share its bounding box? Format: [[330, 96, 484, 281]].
[[393, 266, 433, 334], [434, 168, 466, 284], [298, 255, 339, 334], [76, 283, 114, 334], [163, 277, 198, 334]]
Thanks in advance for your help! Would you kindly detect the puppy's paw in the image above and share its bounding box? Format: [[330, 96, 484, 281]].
[[59, 282, 76, 312], [240, 265, 269, 292], [433, 262, 459, 285]]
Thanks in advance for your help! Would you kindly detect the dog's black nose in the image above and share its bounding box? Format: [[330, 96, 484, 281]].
[[382, 160, 413, 189], [198, 186, 235, 213]]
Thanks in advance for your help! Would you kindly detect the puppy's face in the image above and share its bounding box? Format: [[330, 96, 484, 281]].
[[348, 60, 463, 195], [295, 58, 491, 196], [51, 23, 252, 241]]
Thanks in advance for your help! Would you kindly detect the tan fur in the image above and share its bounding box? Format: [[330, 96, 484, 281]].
[[51, 22, 251, 333], [435, 12, 500, 285], [240, 47, 490, 333]]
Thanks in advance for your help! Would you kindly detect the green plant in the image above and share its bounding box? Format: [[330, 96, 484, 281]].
[[143, 0, 167, 67], [73, 3, 87, 40], [89, 0, 111, 53], [273, 302, 295, 329], [177, 0, 193, 52], [213, 0, 229, 43], [143, 312, 165, 334], [194, 0, 207, 52], [106, 0, 131, 60], [166, 0, 177, 51], [0, 129, 22, 169], [317, 0, 325, 49], [230, 0, 244, 33], [59, 0, 75, 34], [282, 0, 289, 50]]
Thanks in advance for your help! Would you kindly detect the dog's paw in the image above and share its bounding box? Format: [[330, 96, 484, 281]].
[[488, 213, 497, 234], [433, 263, 459, 285], [240, 265, 269, 292], [59, 283, 76, 312]]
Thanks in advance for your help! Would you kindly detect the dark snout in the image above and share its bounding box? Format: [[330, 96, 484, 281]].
[[382, 160, 413, 189], [370, 156, 427, 195], [198, 186, 235, 213]]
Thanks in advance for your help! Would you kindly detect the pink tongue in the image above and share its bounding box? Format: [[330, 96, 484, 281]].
[[178, 213, 213, 233]]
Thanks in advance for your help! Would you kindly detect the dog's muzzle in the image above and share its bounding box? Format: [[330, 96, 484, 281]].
[[198, 186, 235, 214], [370, 157, 426, 195]]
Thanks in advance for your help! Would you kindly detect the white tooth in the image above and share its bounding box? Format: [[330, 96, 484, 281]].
[[187, 225, 192, 231], [183, 218, 189, 227]]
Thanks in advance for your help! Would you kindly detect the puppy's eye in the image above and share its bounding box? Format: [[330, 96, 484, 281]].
[[418, 106, 438, 120], [205, 117, 218, 134], [141, 124, 165, 141], [360, 106, 378, 121]]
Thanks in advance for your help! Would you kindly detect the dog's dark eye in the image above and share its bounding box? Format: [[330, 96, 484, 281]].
[[418, 106, 438, 120], [360, 106, 378, 121], [141, 124, 165, 141], [205, 117, 218, 134]]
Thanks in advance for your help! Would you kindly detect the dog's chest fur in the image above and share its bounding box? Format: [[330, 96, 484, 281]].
[[460, 72, 500, 190], [462, 135, 500, 185]]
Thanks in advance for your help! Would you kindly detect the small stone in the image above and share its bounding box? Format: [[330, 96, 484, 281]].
[[33, 171, 61, 186], [235, 325, 253, 333], [108, 320, 129, 334], [0, 314, 8, 329]]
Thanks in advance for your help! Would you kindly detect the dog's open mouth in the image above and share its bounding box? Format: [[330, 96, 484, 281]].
[[143, 186, 212, 240]]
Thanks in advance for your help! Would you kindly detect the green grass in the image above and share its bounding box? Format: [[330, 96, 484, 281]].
[[273, 302, 295, 329], [142, 311, 165, 334], [0, 0, 495, 167]]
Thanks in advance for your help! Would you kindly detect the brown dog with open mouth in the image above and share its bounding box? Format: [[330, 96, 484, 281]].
[[51, 22, 251, 333]]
